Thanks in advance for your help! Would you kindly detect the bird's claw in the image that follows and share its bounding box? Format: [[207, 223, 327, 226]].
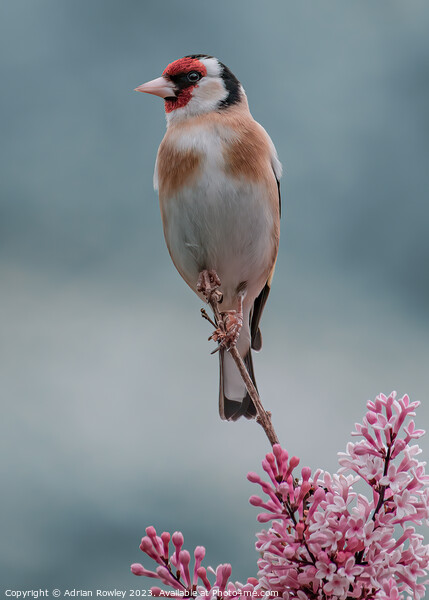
[[209, 310, 243, 352], [197, 270, 223, 304]]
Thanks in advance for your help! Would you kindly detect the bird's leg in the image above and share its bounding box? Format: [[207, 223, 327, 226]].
[[197, 269, 223, 304], [209, 294, 244, 351]]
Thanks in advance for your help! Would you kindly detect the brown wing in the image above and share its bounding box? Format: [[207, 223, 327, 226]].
[[250, 173, 281, 351]]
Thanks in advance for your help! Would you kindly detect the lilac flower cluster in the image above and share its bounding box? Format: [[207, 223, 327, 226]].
[[132, 393, 429, 600], [131, 527, 260, 598], [251, 393, 428, 599]]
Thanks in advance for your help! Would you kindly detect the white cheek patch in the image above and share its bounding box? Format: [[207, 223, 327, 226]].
[[191, 78, 228, 110]]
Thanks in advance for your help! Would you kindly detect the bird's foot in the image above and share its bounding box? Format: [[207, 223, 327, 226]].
[[197, 269, 223, 304], [209, 309, 243, 352]]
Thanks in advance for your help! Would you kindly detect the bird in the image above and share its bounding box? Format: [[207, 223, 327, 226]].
[[135, 55, 281, 421]]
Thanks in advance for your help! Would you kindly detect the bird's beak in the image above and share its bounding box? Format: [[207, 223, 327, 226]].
[[134, 76, 176, 99]]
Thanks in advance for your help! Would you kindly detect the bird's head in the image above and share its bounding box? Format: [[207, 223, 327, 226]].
[[135, 55, 245, 124]]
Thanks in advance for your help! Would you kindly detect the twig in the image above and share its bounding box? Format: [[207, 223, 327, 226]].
[[228, 346, 279, 446], [201, 293, 280, 447]]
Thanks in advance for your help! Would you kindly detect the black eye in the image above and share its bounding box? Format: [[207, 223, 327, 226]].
[[187, 71, 201, 83]]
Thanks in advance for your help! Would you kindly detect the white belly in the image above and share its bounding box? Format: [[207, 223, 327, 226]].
[[161, 174, 275, 309]]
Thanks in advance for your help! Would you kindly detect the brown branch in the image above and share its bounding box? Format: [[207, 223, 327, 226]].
[[229, 345, 280, 447], [201, 293, 280, 447]]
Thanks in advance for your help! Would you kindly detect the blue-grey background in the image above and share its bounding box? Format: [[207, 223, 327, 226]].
[[1, 0, 428, 591]]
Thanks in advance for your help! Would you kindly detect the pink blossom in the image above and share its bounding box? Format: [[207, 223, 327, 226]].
[[323, 572, 349, 598], [131, 392, 429, 600], [379, 463, 410, 491]]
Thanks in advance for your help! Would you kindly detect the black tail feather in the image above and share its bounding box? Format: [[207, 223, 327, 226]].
[[219, 349, 257, 421]]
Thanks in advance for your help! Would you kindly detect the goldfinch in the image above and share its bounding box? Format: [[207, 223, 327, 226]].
[[135, 55, 282, 421]]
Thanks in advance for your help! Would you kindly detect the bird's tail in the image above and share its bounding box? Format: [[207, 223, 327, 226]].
[[218, 347, 258, 421]]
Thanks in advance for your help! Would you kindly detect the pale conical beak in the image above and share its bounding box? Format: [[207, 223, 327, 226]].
[[134, 76, 176, 99]]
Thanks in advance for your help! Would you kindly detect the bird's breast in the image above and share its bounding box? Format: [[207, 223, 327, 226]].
[[156, 119, 276, 196], [156, 120, 280, 306]]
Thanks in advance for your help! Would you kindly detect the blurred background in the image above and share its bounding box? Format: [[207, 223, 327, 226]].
[[1, 0, 428, 590]]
